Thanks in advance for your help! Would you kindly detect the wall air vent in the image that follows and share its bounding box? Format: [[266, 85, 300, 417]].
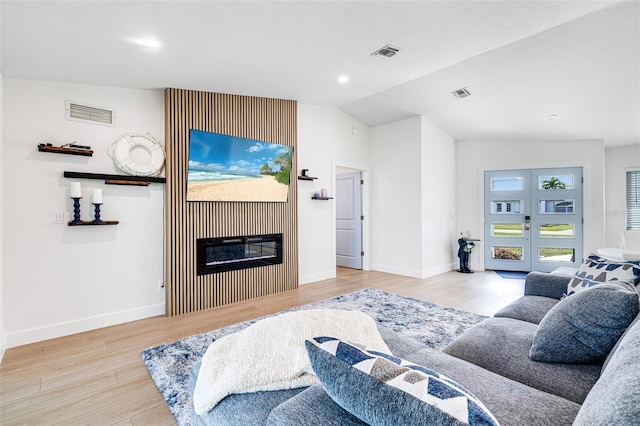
[[66, 100, 116, 127], [371, 44, 401, 58], [451, 87, 471, 99]]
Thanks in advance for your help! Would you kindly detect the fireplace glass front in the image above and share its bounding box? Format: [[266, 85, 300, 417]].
[[196, 233, 283, 275]]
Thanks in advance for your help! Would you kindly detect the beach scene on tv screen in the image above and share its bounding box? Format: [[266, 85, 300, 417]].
[[187, 129, 293, 202]]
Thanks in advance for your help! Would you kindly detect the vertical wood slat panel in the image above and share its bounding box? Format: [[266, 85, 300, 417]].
[[165, 88, 298, 316]]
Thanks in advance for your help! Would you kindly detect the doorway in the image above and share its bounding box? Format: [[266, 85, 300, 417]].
[[336, 170, 363, 269], [484, 167, 583, 273]]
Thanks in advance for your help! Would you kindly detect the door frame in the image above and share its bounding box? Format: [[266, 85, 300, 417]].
[[476, 160, 592, 272], [332, 160, 371, 271]]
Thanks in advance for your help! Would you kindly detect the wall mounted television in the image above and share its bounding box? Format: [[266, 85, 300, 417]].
[[187, 129, 293, 202]]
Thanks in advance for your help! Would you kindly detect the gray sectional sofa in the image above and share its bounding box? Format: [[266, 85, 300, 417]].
[[191, 271, 640, 425]]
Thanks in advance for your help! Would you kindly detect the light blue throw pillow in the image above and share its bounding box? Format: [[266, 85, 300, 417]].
[[530, 281, 639, 363], [306, 337, 499, 426]]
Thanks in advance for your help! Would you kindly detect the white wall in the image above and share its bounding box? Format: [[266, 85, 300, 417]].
[[420, 117, 457, 275], [605, 144, 640, 249], [371, 117, 424, 277], [3, 79, 165, 347], [0, 33, 6, 360], [297, 104, 371, 284], [456, 139, 605, 270]]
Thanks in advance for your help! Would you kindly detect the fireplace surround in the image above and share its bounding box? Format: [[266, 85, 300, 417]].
[[196, 234, 283, 275]]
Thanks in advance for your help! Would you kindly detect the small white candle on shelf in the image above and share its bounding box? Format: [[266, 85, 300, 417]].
[[70, 182, 82, 198], [92, 188, 103, 204]]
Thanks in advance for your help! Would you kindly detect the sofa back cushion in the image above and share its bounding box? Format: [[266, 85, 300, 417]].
[[573, 312, 640, 425], [530, 281, 639, 363]]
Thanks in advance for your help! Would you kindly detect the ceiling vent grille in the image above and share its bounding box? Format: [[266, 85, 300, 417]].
[[371, 44, 401, 58], [66, 100, 116, 127], [451, 87, 471, 99]]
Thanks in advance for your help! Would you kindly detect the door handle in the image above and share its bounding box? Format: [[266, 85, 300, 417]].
[[524, 215, 531, 231]]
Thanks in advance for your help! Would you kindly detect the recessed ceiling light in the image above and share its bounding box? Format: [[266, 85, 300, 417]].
[[337, 75, 349, 84], [547, 114, 560, 120], [129, 37, 162, 50]]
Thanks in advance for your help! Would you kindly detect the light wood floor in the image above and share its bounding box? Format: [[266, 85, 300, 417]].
[[0, 268, 524, 425]]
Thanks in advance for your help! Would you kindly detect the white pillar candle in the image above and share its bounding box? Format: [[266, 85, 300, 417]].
[[92, 188, 103, 204], [70, 182, 82, 198]]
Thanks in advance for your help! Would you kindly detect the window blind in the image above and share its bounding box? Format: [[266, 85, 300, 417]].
[[627, 170, 640, 230]]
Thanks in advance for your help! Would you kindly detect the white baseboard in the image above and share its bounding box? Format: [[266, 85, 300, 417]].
[[422, 263, 456, 278], [5, 303, 166, 349], [0, 333, 7, 364], [371, 263, 425, 279], [299, 270, 336, 285]]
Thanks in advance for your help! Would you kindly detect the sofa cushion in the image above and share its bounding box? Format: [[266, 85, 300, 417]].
[[573, 309, 640, 425], [404, 347, 581, 426], [443, 317, 600, 404], [188, 362, 307, 426], [493, 295, 559, 324], [524, 271, 572, 299], [530, 281, 639, 363], [306, 337, 499, 426], [567, 254, 640, 296], [267, 385, 367, 426]]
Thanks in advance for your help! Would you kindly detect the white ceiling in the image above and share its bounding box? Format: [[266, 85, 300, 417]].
[[2, 1, 638, 146]]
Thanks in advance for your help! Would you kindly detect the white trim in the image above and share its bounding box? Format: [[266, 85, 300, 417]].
[[422, 263, 456, 278], [371, 263, 424, 279], [299, 270, 336, 285], [332, 160, 371, 271], [0, 335, 7, 364], [5, 303, 165, 348]]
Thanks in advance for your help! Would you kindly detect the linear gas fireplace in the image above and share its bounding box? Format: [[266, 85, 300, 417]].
[[196, 233, 283, 275]]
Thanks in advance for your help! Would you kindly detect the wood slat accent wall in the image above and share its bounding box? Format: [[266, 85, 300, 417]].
[[164, 88, 298, 316]]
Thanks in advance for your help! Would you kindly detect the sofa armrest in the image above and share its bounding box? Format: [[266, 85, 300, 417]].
[[524, 272, 572, 299]]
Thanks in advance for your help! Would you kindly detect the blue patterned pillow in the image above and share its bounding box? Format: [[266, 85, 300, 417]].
[[567, 254, 640, 296], [305, 337, 499, 426]]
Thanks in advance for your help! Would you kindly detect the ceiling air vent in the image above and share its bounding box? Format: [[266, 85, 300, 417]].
[[451, 87, 471, 99], [371, 44, 401, 58], [66, 100, 116, 127]]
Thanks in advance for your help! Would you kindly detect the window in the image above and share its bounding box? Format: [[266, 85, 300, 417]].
[[538, 175, 574, 190], [628, 170, 640, 231], [491, 200, 522, 214]]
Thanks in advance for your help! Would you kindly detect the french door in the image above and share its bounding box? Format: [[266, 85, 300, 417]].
[[484, 167, 583, 273]]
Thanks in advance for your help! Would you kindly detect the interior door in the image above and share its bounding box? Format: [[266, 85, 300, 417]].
[[336, 171, 363, 269], [484, 168, 583, 273]]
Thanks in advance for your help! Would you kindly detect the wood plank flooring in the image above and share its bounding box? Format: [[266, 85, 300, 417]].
[[0, 268, 524, 425]]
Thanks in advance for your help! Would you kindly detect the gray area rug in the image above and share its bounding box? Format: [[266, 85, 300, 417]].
[[142, 287, 487, 425]]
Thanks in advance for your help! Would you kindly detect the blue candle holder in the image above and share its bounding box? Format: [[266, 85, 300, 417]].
[[92, 203, 103, 223], [71, 197, 82, 223]]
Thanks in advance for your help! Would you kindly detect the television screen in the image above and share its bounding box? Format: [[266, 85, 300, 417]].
[[187, 129, 293, 202]]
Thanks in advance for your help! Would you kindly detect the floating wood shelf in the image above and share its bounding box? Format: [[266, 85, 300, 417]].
[[298, 176, 318, 181], [38, 144, 93, 157], [63, 171, 166, 185], [311, 196, 333, 200], [105, 179, 151, 186], [68, 220, 119, 226]]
